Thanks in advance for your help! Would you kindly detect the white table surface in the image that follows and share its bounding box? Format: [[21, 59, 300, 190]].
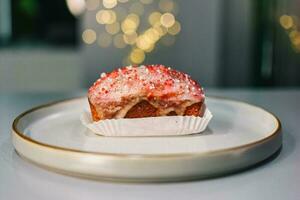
[[0, 89, 299, 200]]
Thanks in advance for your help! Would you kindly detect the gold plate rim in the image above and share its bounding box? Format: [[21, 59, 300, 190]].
[[12, 96, 282, 159]]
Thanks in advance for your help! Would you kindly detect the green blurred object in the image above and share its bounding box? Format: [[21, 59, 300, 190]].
[[252, 0, 276, 86], [19, 0, 38, 17]]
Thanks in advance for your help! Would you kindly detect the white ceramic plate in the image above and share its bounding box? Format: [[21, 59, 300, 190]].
[[12, 97, 282, 182]]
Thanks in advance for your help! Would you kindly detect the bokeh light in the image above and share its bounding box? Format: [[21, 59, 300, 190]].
[[279, 15, 300, 53], [105, 22, 120, 35], [144, 43, 155, 52], [103, 0, 118, 9], [98, 32, 112, 47], [82, 29, 96, 44], [291, 31, 300, 45], [160, 13, 175, 28], [113, 34, 127, 48], [66, 0, 86, 16], [127, 14, 140, 25], [136, 35, 152, 50], [123, 32, 138, 45], [96, 10, 116, 24], [279, 15, 294, 29], [130, 48, 145, 64], [145, 28, 160, 42], [153, 24, 167, 36], [148, 12, 162, 26], [121, 14, 140, 34], [83, 0, 182, 59], [167, 21, 181, 35], [289, 30, 298, 40]]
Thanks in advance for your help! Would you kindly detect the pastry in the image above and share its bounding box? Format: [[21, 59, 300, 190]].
[[88, 64, 205, 121]]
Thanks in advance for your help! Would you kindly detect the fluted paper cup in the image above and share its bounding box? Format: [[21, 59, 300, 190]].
[[80, 109, 212, 137]]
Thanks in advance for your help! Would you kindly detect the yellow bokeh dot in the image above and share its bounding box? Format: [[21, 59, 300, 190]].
[[113, 34, 127, 48], [288, 30, 300, 52], [105, 22, 120, 35], [85, 0, 100, 10], [289, 30, 299, 39], [82, 29, 96, 44], [153, 24, 167, 36], [121, 14, 139, 34], [96, 10, 110, 24], [121, 19, 137, 34], [145, 28, 160, 42], [144, 43, 155, 52], [123, 32, 138, 45], [127, 14, 140, 25], [292, 33, 300, 45], [168, 21, 181, 35], [142, 34, 153, 45], [136, 36, 152, 50], [161, 35, 175, 46], [148, 12, 161, 26], [108, 10, 117, 24], [103, 0, 117, 9], [279, 15, 294, 29], [97, 32, 112, 47], [129, 2, 144, 16], [140, 0, 153, 4], [160, 12, 175, 28], [130, 48, 145, 64], [96, 10, 116, 24], [159, 0, 174, 12], [66, 0, 86, 16]]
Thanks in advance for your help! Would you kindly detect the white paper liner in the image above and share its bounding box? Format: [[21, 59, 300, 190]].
[[80, 109, 213, 137]]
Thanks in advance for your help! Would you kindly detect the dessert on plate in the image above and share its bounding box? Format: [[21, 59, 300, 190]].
[[82, 64, 212, 136], [88, 64, 206, 121]]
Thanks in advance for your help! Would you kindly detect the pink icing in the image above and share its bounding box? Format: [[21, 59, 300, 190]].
[[88, 64, 205, 104]]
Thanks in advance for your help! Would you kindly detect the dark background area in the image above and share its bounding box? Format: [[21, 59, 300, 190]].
[[11, 0, 77, 46]]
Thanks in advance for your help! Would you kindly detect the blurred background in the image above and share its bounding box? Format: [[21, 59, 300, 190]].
[[0, 0, 299, 93]]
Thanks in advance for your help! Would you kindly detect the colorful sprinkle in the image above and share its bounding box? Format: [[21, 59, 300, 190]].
[[88, 64, 204, 104]]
